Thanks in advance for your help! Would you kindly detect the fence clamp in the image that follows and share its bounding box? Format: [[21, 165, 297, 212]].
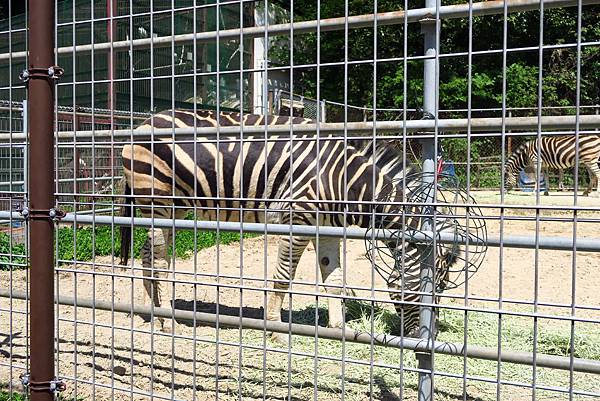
[[419, 13, 436, 25], [20, 207, 66, 222], [19, 66, 64, 84], [20, 374, 67, 394]]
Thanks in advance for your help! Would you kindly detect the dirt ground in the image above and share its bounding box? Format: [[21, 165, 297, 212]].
[[0, 193, 598, 400]]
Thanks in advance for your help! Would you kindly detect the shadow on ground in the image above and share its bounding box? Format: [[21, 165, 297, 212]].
[[171, 298, 330, 327]]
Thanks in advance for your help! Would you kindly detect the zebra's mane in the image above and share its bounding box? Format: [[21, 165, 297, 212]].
[[139, 109, 315, 129], [505, 141, 531, 173]]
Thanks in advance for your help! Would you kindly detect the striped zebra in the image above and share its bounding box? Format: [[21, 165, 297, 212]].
[[504, 135, 600, 196], [119, 109, 459, 338]]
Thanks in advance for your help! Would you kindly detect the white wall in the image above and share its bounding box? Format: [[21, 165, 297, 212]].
[[253, 2, 291, 115]]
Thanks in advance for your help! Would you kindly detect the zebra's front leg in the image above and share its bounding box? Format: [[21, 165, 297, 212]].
[[142, 227, 174, 333], [266, 235, 310, 344], [315, 237, 344, 329], [542, 167, 550, 196], [386, 262, 421, 337]]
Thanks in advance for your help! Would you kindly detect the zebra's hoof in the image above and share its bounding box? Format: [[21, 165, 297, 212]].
[[160, 320, 176, 334], [270, 332, 290, 346], [327, 320, 344, 329], [405, 327, 420, 339]]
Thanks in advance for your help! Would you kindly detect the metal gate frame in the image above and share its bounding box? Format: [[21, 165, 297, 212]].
[[1, 0, 599, 400]]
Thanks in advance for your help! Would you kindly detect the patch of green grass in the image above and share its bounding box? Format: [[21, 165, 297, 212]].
[[530, 328, 600, 360], [0, 232, 27, 270], [0, 211, 255, 268], [54, 224, 253, 263], [0, 391, 26, 401], [55, 224, 147, 262], [345, 300, 403, 335]]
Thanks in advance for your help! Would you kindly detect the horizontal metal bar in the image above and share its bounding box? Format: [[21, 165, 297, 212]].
[[51, 258, 600, 325], [48, 193, 600, 214], [0, 206, 116, 223], [1, 0, 598, 62], [0, 176, 119, 186], [1, 288, 598, 374], [41, 130, 600, 149], [0, 100, 151, 120], [0, 115, 598, 142], [50, 114, 600, 135], [52, 259, 600, 325], [439, 105, 600, 113], [0, 211, 597, 252], [68, 207, 120, 216]]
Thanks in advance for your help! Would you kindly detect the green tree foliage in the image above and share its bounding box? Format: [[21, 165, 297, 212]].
[[269, 1, 599, 186], [0, 0, 26, 21], [271, 0, 600, 112]]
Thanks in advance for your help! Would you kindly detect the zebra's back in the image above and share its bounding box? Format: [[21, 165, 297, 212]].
[[532, 135, 600, 169], [122, 109, 405, 224]]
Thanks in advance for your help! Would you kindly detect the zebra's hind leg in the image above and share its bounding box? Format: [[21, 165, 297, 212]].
[[583, 161, 600, 197], [315, 237, 344, 329], [558, 169, 565, 192], [141, 227, 174, 333], [266, 235, 310, 344], [586, 161, 600, 198]]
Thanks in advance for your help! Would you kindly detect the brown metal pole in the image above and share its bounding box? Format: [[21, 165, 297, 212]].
[[28, 1, 57, 400]]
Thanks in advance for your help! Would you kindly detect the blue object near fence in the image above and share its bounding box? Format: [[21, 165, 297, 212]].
[[518, 168, 547, 192], [439, 160, 456, 178]]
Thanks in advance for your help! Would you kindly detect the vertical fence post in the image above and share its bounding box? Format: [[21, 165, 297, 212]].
[[27, 1, 57, 401], [74, 112, 81, 207], [107, 0, 116, 113], [418, 3, 439, 401], [22, 100, 28, 197], [507, 110, 512, 155]]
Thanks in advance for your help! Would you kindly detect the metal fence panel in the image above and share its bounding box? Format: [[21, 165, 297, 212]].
[[0, 0, 599, 400]]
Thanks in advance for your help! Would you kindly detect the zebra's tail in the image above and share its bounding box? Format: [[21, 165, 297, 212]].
[[119, 177, 133, 266]]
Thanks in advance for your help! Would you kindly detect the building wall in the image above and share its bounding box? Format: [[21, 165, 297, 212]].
[[0, 0, 256, 113]]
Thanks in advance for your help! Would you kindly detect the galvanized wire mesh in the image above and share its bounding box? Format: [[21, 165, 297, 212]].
[[0, 0, 599, 400]]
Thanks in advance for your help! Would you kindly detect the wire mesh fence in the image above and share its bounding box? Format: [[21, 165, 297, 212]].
[[0, 0, 599, 400]]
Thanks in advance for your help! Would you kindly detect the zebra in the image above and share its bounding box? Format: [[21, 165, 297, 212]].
[[119, 109, 459, 338], [504, 135, 600, 197]]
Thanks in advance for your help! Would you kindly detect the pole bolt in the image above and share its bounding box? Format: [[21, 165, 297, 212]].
[[20, 373, 66, 393], [20, 207, 29, 219], [19, 70, 30, 82], [18, 66, 64, 85]]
